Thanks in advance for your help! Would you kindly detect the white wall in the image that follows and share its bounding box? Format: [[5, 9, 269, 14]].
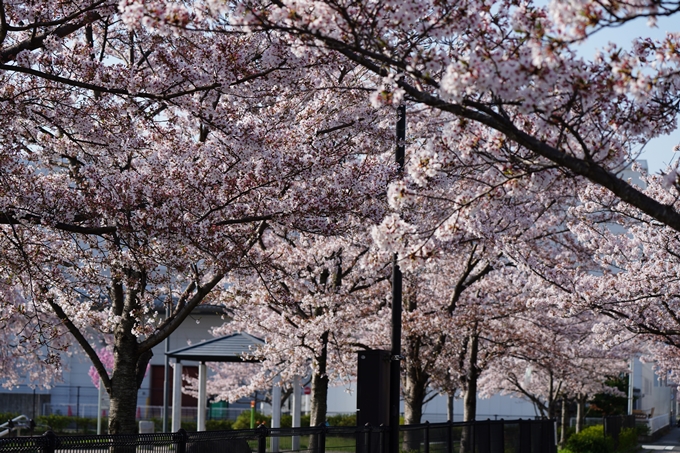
[[0, 309, 231, 417], [633, 356, 672, 417], [325, 382, 538, 422]]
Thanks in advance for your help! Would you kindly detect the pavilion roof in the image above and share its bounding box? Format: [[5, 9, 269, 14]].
[[165, 332, 265, 363]]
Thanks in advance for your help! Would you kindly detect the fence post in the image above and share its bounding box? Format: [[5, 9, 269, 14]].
[[468, 420, 482, 453], [42, 430, 58, 453], [318, 422, 327, 453], [518, 419, 530, 453], [489, 420, 503, 453], [424, 421, 430, 453], [379, 424, 387, 453], [175, 428, 188, 453], [446, 420, 452, 453], [364, 423, 372, 453], [257, 423, 269, 453]]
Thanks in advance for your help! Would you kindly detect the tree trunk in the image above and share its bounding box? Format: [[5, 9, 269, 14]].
[[547, 376, 556, 419], [460, 333, 479, 453], [309, 332, 329, 451], [559, 397, 568, 447], [403, 336, 429, 426], [403, 377, 426, 424], [107, 284, 153, 436], [106, 288, 153, 452], [462, 334, 479, 422], [402, 347, 429, 451], [576, 394, 587, 433], [108, 355, 140, 435], [109, 301, 142, 434]]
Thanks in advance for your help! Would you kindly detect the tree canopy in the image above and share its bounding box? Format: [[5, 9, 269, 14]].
[[2, 0, 680, 433]]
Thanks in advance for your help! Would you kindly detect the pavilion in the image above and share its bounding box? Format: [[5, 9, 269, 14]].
[[165, 332, 303, 450]]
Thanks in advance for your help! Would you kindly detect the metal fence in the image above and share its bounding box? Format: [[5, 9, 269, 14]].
[[40, 404, 251, 422], [0, 419, 557, 453]]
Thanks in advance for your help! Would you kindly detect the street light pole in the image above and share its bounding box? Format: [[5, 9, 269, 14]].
[[396, 105, 405, 169], [390, 104, 405, 453]]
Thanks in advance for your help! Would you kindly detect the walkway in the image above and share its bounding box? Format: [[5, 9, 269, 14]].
[[641, 426, 680, 451]]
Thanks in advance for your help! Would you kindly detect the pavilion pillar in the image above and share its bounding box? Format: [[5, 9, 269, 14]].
[[271, 375, 281, 452], [198, 362, 207, 431], [172, 361, 183, 432]]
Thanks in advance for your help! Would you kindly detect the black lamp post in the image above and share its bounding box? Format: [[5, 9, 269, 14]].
[[389, 104, 405, 453]]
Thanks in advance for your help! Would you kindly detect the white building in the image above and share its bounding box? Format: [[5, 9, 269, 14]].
[[0, 305, 244, 422], [629, 356, 673, 434], [1, 310, 675, 435]]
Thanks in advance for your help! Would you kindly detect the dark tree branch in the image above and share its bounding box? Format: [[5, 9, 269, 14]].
[[213, 214, 274, 226], [1, 11, 102, 63], [0, 211, 117, 235], [47, 296, 112, 392], [307, 44, 680, 233], [0, 63, 220, 99]]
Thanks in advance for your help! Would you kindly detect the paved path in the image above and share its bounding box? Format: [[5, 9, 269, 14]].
[[641, 426, 680, 451]]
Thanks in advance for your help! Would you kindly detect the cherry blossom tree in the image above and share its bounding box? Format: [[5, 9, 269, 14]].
[[389, 242, 508, 453], [209, 225, 392, 428], [366, 97, 598, 424], [0, 281, 69, 388], [176, 1, 680, 435], [394, 243, 497, 427], [478, 313, 632, 419], [0, 0, 394, 434], [8, 0, 680, 437], [563, 174, 680, 384], [88, 347, 115, 389], [207, 0, 680, 232]]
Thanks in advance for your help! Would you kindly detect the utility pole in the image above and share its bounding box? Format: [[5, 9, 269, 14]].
[[390, 104, 405, 453]]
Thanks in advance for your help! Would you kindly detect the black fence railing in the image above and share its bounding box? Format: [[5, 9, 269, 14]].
[[0, 419, 557, 453]]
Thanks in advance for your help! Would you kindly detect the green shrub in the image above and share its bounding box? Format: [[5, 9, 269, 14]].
[[274, 414, 310, 428], [635, 423, 650, 437], [181, 421, 197, 431], [327, 414, 356, 426], [564, 425, 613, 453], [0, 413, 20, 423], [73, 416, 96, 433], [280, 414, 293, 428], [206, 419, 234, 431], [559, 425, 576, 444], [149, 417, 162, 432], [36, 415, 72, 433], [233, 411, 271, 430], [616, 427, 638, 453]]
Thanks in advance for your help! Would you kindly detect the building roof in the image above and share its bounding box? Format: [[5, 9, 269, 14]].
[[165, 332, 265, 363], [151, 300, 231, 318]]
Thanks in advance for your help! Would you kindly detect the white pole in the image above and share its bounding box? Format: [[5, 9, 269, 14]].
[[198, 362, 207, 432], [292, 376, 301, 450], [172, 361, 183, 432], [271, 376, 282, 452], [97, 377, 103, 434], [628, 357, 634, 415]]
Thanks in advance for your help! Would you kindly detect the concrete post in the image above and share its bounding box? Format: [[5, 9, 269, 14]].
[[271, 376, 281, 452], [198, 362, 207, 431], [172, 361, 183, 432], [292, 375, 301, 450]]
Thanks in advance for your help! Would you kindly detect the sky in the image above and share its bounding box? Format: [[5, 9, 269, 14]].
[[572, 10, 680, 174]]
